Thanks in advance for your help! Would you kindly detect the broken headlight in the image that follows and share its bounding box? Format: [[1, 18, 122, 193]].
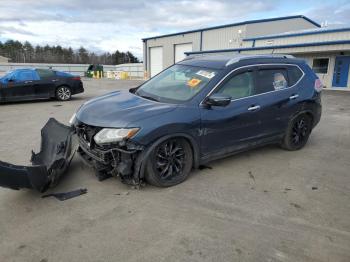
[[93, 128, 139, 145]]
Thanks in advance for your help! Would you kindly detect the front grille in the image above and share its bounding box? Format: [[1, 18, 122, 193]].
[[75, 123, 101, 147], [75, 122, 118, 165]]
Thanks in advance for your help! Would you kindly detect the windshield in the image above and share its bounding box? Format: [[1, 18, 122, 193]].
[[136, 64, 219, 103]]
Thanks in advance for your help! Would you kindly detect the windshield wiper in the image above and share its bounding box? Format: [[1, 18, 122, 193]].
[[139, 95, 159, 102]]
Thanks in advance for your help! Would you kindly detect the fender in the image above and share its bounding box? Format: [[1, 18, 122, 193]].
[[289, 108, 315, 126], [133, 133, 200, 184]]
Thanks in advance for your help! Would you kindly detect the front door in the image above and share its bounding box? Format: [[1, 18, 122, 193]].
[[2, 70, 36, 101], [200, 68, 264, 159], [332, 56, 350, 88]]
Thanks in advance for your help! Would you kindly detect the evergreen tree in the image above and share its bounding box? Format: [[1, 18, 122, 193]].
[[0, 39, 139, 65]]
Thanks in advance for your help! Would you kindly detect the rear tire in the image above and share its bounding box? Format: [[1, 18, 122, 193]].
[[56, 86, 72, 101], [281, 114, 312, 151], [145, 138, 193, 187]]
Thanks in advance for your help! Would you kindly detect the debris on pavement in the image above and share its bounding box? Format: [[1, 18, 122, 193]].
[[290, 203, 301, 209], [42, 188, 87, 201], [283, 187, 292, 193], [248, 171, 255, 182], [198, 165, 213, 170], [114, 191, 130, 196]]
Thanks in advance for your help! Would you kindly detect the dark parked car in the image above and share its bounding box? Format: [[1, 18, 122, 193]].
[[0, 54, 322, 192], [0, 68, 84, 102]]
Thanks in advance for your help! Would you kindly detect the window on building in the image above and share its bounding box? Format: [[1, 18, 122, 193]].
[[312, 58, 329, 74]]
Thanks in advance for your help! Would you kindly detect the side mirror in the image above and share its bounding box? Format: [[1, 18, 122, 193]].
[[8, 78, 15, 82], [205, 93, 231, 107]]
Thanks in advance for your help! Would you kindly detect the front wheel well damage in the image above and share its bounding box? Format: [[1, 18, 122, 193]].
[[134, 134, 199, 183]]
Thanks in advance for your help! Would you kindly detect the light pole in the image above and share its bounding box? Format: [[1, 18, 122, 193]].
[[23, 47, 27, 63]]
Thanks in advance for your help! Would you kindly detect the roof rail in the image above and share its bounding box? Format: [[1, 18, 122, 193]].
[[225, 54, 295, 66]]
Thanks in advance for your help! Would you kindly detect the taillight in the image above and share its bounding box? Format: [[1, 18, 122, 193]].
[[314, 78, 323, 92], [71, 76, 81, 81]]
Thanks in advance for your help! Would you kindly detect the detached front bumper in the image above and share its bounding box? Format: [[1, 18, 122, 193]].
[[0, 118, 77, 192]]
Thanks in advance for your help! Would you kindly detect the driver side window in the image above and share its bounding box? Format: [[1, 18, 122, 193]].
[[216, 71, 254, 100], [14, 70, 35, 82]]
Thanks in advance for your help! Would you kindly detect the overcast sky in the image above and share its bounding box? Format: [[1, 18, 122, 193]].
[[0, 0, 349, 59]]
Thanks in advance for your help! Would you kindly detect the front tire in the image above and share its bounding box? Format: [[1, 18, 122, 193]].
[[281, 114, 312, 151], [145, 138, 193, 187], [56, 86, 72, 101]]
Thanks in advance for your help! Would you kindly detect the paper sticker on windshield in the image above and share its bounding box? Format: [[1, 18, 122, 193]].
[[196, 70, 216, 79], [187, 78, 202, 88]]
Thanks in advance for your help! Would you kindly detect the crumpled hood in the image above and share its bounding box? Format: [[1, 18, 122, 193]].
[[76, 90, 177, 128]]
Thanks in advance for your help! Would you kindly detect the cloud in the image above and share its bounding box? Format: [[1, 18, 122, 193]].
[[305, 2, 350, 26], [0, 25, 37, 36], [0, 0, 348, 59]]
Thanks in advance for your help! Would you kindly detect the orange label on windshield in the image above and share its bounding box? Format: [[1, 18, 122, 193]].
[[187, 78, 202, 88]]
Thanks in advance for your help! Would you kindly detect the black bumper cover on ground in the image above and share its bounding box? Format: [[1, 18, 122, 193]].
[[0, 118, 76, 192]]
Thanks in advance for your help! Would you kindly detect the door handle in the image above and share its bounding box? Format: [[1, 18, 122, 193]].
[[52, 79, 59, 82], [248, 105, 261, 111], [24, 80, 33, 84], [289, 94, 299, 100]]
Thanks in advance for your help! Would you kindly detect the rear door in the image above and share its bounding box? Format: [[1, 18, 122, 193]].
[[254, 65, 303, 135], [2, 70, 36, 101], [34, 69, 56, 98]]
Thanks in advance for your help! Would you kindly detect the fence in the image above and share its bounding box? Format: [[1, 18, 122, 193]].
[[0, 62, 144, 79]]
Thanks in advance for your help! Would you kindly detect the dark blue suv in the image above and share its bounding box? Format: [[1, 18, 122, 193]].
[[0, 54, 322, 192], [73, 54, 322, 187]]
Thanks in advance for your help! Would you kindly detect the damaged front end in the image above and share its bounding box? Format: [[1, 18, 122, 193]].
[[0, 118, 77, 192], [75, 122, 145, 185]]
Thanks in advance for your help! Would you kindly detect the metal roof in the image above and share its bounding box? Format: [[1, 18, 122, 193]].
[[142, 15, 320, 41], [185, 40, 350, 55], [244, 26, 350, 41]]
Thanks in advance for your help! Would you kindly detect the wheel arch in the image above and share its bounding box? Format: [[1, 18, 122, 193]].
[[134, 133, 200, 182], [290, 109, 314, 127]]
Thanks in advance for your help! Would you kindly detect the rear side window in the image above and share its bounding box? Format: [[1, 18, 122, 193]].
[[36, 69, 56, 79], [55, 71, 72, 77], [287, 66, 303, 86], [255, 69, 288, 94]]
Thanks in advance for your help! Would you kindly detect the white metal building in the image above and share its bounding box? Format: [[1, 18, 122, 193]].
[[143, 16, 319, 77], [142, 15, 350, 89]]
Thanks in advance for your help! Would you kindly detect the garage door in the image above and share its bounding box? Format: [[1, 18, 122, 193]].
[[175, 43, 192, 63], [150, 46, 163, 77]]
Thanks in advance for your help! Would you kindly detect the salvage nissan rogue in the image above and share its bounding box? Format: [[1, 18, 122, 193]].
[[0, 54, 322, 192]]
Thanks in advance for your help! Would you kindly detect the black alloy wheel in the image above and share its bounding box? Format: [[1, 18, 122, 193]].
[[145, 138, 193, 187], [281, 114, 312, 151]]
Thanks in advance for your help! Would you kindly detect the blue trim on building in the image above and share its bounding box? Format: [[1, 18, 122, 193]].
[[185, 40, 350, 55], [244, 27, 350, 41], [142, 15, 320, 41]]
